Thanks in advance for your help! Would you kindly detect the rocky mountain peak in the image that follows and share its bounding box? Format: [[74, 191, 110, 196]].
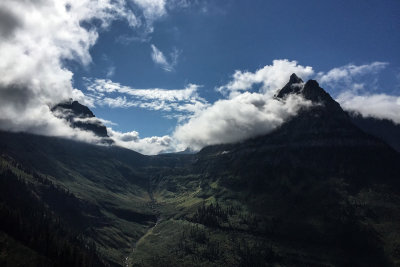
[[267, 74, 365, 145], [277, 75, 344, 115], [289, 73, 303, 83], [276, 73, 304, 98]]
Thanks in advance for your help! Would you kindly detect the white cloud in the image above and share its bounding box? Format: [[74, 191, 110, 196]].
[[337, 92, 400, 124], [217, 59, 314, 97], [108, 128, 176, 155], [173, 92, 312, 150], [150, 44, 178, 71], [132, 0, 167, 23], [317, 62, 388, 85]]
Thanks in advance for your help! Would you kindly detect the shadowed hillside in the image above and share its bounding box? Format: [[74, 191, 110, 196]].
[[1, 75, 400, 266]]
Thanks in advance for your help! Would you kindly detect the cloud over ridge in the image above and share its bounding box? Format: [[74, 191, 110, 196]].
[[174, 92, 312, 150], [173, 60, 315, 150]]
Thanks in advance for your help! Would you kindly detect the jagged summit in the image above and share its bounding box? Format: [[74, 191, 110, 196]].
[[277, 74, 344, 116], [289, 73, 303, 83], [277, 74, 334, 103], [276, 73, 304, 98], [274, 75, 356, 138]]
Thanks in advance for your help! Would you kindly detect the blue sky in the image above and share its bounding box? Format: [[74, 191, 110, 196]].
[[70, 0, 400, 137], [0, 0, 399, 154]]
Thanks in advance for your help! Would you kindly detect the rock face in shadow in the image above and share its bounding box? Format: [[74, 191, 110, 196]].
[[198, 74, 400, 189], [275, 73, 304, 98], [1, 74, 400, 266], [189, 74, 400, 265], [52, 99, 112, 143], [348, 112, 400, 152]]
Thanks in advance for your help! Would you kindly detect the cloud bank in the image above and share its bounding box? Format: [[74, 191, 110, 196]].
[[0, 0, 170, 141], [337, 92, 400, 124], [174, 92, 312, 150], [108, 128, 175, 154], [172, 60, 315, 150]]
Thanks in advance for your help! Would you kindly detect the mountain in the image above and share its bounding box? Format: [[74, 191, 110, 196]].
[[1, 75, 400, 266], [52, 99, 113, 143], [191, 75, 400, 265]]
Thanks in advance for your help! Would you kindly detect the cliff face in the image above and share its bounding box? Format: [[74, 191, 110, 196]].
[[348, 112, 400, 152]]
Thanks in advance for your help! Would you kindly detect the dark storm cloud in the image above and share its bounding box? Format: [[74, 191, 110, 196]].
[[0, 8, 21, 38]]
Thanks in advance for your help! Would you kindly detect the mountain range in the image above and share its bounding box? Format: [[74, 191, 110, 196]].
[[1, 74, 400, 266]]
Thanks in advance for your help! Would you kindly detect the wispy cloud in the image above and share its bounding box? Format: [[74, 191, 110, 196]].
[[150, 44, 179, 72], [85, 78, 209, 117], [317, 62, 389, 94], [106, 66, 116, 78], [317, 62, 388, 85]]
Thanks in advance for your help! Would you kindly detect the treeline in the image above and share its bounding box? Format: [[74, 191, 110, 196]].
[[191, 202, 261, 232], [0, 168, 105, 266], [171, 224, 279, 266], [174, 224, 221, 263], [191, 202, 231, 227]]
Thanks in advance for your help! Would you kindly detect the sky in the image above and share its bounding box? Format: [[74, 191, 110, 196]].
[[0, 0, 400, 154]]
